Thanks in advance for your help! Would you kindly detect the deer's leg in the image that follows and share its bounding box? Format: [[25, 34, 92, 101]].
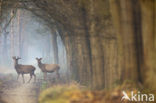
[[44, 72, 47, 80], [17, 74, 20, 80], [56, 70, 60, 79], [22, 74, 25, 83], [33, 73, 36, 82], [27, 74, 32, 83]]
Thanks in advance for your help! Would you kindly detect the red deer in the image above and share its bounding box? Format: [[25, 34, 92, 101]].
[[12, 56, 36, 83], [36, 58, 60, 80]]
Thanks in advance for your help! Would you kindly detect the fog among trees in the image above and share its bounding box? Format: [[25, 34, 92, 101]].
[[0, 0, 155, 103]]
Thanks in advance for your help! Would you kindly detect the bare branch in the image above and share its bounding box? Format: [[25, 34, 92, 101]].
[[1, 3, 18, 33]]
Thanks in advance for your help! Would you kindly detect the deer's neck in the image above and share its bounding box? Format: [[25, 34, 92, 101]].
[[38, 62, 43, 68], [14, 63, 19, 70], [14, 62, 18, 67], [38, 62, 47, 72]]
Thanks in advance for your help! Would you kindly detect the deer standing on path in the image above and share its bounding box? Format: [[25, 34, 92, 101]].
[[12, 56, 36, 83], [36, 58, 60, 80]]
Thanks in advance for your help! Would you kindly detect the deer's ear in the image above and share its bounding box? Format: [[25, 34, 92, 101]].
[[40, 58, 42, 60], [36, 58, 38, 60]]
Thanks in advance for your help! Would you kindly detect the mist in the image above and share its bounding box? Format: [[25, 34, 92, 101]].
[[0, 9, 67, 74]]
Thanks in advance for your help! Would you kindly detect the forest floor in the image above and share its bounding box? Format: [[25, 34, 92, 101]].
[[0, 74, 155, 103], [1, 83, 38, 103], [0, 75, 39, 103]]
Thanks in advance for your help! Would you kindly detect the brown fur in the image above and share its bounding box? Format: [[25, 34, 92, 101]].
[[12, 56, 36, 83], [36, 58, 60, 80]]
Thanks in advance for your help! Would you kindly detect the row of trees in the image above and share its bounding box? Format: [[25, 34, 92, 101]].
[[30, 0, 156, 89], [0, 6, 67, 74], [0, 9, 22, 65], [0, 0, 155, 90]]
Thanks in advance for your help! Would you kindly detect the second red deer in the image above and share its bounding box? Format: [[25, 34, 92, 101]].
[[36, 58, 60, 80]]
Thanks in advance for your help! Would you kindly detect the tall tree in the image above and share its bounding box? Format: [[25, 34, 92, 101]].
[[51, 29, 59, 64], [10, 9, 15, 57]]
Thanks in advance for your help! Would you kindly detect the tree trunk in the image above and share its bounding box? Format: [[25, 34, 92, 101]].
[[51, 29, 59, 64], [63, 28, 92, 86], [109, 0, 140, 83], [10, 9, 14, 57], [140, 0, 156, 89]]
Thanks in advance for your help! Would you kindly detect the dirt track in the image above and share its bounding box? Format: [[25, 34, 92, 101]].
[[1, 82, 38, 103]]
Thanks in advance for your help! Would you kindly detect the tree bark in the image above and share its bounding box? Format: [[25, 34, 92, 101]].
[[109, 0, 140, 83], [140, 0, 156, 89], [51, 29, 59, 64]]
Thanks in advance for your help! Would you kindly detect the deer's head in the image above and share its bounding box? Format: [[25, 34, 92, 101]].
[[12, 56, 21, 65], [36, 58, 42, 64]]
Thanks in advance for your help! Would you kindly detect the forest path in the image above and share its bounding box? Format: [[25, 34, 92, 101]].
[[1, 82, 38, 103]]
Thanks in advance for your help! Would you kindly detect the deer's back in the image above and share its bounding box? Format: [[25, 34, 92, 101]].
[[44, 64, 60, 72], [16, 65, 35, 73]]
